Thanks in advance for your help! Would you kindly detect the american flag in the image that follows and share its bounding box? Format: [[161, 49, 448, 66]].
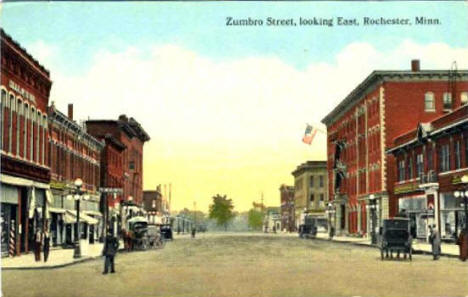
[[302, 124, 317, 145]]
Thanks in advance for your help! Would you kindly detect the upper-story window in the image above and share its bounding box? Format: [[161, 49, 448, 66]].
[[0, 89, 6, 150], [309, 176, 314, 187], [425, 92, 435, 111], [439, 144, 450, 172], [416, 154, 424, 178], [310, 193, 315, 202], [319, 175, 324, 187], [455, 141, 461, 169], [398, 160, 406, 181], [408, 157, 413, 179], [427, 146, 433, 171], [461, 92, 468, 105], [443, 92, 452, 110], [465, 138, 468, 167]]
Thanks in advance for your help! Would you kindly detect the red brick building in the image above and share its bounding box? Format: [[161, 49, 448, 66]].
[[321, 60, 468, 236], [86, 115, 150, 207], [143, 188, 163, 224], [48, 103, 104, 246], [388, 104, 468, 241], [279, 184, 295, 232], [1, 29, 52, 256]]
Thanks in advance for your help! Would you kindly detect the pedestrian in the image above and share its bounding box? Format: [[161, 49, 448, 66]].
[[329, 226, 335, 240], [191, 227, 196, 238], [456, 229, 468, 261], [43, 228, 50, 262], [429, 225, 441, 260], [102, 230, 119, 274], [34, 228, 42, 262]]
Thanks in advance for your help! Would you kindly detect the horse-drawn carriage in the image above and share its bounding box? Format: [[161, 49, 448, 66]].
[[299, 216, 318, 239], [125, 216, 149, 250], [380, 218, 413, 261]]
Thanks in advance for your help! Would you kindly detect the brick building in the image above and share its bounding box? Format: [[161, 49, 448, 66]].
[[143, 187, 163, 224], [388, 104, 468, 242], [48, 103, 104, 246], [279, 184, 295, 232], [0, 29, 52, 256], [291, 161, 328, 228], [86, 115, 149, 234], [321, 60, 468, 236]]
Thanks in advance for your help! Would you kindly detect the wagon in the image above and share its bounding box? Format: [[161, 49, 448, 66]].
[[127, 216, 149, 250], [380, 218, 413, 261], [298, 216, 318, 239]]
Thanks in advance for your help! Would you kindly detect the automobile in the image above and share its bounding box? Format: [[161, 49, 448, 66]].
[[298, 216, 319, 239], [160, 224, 173, 241], [380, 218, 413, 261]]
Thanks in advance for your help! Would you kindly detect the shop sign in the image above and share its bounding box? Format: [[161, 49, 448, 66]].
[[50, 181, 66, 190], [394, 182, 419, 194], [9, 80, 36, 103], [452, 174, 468, 185]]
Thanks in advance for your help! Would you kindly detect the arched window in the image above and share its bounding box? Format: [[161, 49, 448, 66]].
[[36, 110, 41, 162], [31, 107, 35, 161], [424, 92, 435, 112], [24, 103, 29, 157], [0, 89, 6, 151], [16, 99, 22, 156], [8, 94, 15, 153], [42, 115, 47, 164]]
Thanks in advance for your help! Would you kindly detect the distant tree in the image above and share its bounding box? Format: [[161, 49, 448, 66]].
[[248, 208, 264, 231], [208, 194, 235, 231]]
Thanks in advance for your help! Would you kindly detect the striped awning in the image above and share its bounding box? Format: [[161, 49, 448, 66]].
[[64, 210, 98, 225]]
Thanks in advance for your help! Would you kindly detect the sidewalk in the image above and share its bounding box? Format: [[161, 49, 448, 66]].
[[315, 232, 461, 257], [1, 240, 124, 270]]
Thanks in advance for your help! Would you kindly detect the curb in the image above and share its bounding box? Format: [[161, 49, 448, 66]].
[[1, 247, 128, 271], [312, 236, 460, 259]]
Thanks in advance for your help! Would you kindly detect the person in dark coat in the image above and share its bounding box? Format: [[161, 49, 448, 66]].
[[102, 231, 119, 274], [191, 227, 196, 238], [34, 228, 42, 262], [429, 225, 441, 260], [329, 226, 335, 240], [43, 229, 50, 262], [456, 229, 468, 261]]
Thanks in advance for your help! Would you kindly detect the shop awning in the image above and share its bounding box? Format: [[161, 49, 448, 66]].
[[64, 210, 99, 225], [84, 210, 103, 217]]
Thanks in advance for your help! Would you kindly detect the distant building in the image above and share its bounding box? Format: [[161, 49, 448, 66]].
[[387, 104, 468, 242], [263, 207, 281, 233], [292, 161, 328, 229], [48, 103, 104, 246], [322, 59, 468, 237], [143, 187, 163, 224], [1, 29, 52, 256], [279, 184, 295, 232]]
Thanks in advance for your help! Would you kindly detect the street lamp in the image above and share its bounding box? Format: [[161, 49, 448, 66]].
[[454, 175, 468, 232], [369, 194, 377, 245], [73, 178, 83, 259]]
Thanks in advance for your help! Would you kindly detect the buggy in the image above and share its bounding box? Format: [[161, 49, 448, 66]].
[[160, 224, 173, 241], [380, 218, 413, 261], [299, 216, 318, 239], [127, 216, 149, 250]]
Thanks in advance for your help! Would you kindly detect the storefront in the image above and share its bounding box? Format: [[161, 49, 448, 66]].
[[398, 195, 433, 240], [440, 192, 466, 241]]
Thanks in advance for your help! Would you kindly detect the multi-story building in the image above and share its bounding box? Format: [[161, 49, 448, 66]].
[[86, 115, 150, 206], [1, 29, 52, 256], [143, 188, 163, 224], [388, 104, 468, 242], [48, 103, 104, 246], [321, 60, 468, 236], [263, 207, 281, 233], [279, 184, 295, 232], [291, 161, 328, 228]]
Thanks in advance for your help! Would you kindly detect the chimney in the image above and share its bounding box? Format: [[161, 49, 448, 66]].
[[68, 104, 74, 120], [411, 59, 420, 72]]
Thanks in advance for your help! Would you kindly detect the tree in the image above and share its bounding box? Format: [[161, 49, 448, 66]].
[[247, 208, 264, 231], [208, 194, 235, 231]]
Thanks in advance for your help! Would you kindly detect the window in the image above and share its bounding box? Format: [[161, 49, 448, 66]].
[[427, 146, 433, 171], [24, 104, 28, 158], [320, 194, 324, 201], [0, 89, 6, 150], [309, 176, 314, 187], [129, 161, 135, 170], [408, 157, 413, 179], [461, 92, 468, 105], [16, 99, 22, 156], [439, 144, 450, 172], [443, 92, 452, 110], [425, 92, 435, 111], [398, 160, 406, 181], [9, 94, 15, 153], [465, 138, 468, 167], [319, 175, 324, 187], [31, 107, 35, 160], [455, 141, 461, 169], [416, 154, 424, 178], [310, 194, 315, 202]]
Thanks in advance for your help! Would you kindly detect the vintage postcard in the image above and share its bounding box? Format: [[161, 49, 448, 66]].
[[1, 1, 468, 297]]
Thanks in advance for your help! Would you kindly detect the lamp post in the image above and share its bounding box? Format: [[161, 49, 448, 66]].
[[73, 178, 83, 259], [454, 175, 468, 232], [369, 194, 377, 245]]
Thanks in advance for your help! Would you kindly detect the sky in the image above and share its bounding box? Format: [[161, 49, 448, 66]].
[[1, 2, 468, 212]]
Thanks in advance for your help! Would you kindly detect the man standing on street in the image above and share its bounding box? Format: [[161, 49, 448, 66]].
[[102, 230, 119, 274], [429, 225, 441, 260]]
